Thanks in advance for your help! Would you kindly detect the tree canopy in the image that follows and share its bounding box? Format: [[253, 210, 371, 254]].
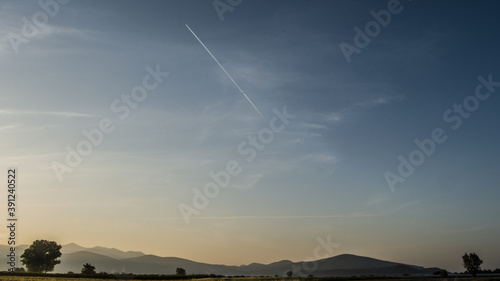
[[81, 263, 96, 274], [21, 240, 62, 273], [462, 252, 483, 277], [176, 267, 186, 275]]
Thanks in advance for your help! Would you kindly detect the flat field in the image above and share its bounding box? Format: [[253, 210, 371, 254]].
[[0, 277, 499, 281]]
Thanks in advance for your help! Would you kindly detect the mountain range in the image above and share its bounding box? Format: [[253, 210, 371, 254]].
[[0, 243, 440, 276]]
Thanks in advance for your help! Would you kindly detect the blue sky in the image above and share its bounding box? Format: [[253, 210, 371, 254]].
[[0, 0, 499, 273]]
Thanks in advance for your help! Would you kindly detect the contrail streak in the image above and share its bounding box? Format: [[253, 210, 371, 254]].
[[185, 24, 266, 120]]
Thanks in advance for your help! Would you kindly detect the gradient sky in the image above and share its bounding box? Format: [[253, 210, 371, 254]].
[[1, 0, 499, 273]]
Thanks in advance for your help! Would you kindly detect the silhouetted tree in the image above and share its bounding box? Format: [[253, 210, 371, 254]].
[[462, 252, 483, 277], [21, 240, 62, 273], [286, 270, 293, 277], [81, 263, 96, 274], [176, 267, 186, 275]]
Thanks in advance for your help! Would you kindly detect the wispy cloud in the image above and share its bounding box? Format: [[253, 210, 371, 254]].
[[0, 109, 98, 118], [315, 94, 405, 126], [353, 95, 405, 108], [0, 124, 20, 130], [297, 122, 329, 130], [302, 153, 336, 164], [434, 225, 491, 234], [2, 152, 61, 162], [143, 213, 376, 221], [0, 9, 103, 56]]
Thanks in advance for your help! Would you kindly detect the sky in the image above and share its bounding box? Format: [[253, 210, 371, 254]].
[[0, 0, 499, 273]]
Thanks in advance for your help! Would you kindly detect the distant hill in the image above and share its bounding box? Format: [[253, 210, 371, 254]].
[[0, 243, 440, 277], [61, 243, 144, 260], [1, 243, 144, 261], [56, 251, 123, 273], [0, 244, 28, 256]]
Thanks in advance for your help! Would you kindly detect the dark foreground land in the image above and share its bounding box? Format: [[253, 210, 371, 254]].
[[0, 277, 500, 281]]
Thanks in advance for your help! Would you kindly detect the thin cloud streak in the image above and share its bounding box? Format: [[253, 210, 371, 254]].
[[2, 153, 62, 161], [0, 124, 20, 130], [142, 214, 377, 220], [0, 109, 98, 118]]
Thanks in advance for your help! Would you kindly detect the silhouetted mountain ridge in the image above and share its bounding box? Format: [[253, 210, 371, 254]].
[[0, 243, 441, 276], [61, 243, 144, 259]]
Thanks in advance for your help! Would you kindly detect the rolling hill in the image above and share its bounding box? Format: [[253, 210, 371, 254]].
[[61, 242, 144, 259], [0, 243, 440, 276]]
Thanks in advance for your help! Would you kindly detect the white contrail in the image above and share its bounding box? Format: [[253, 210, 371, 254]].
[[185, 24, 266, 120]]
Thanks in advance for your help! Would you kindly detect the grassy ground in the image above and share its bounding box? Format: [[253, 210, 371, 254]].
[[0, 277, 499, 281], [0, 277, 104, 281]]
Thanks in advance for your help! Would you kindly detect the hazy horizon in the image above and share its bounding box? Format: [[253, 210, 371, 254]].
[[1, 0, 499, 274]]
